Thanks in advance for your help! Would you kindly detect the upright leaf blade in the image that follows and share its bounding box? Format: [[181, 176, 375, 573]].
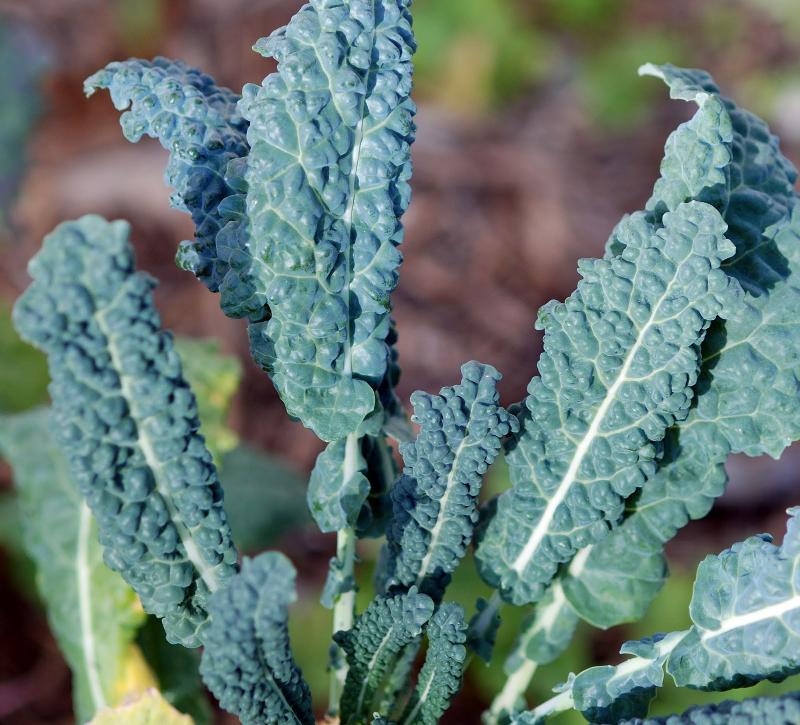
[[13, 215, 238, 647], [477, 201, 742, 605], [199, 553, 314, 725], [337, 589, 434, 724], [0, 408, 145, 723], [399, 603, 467, 725], [236, 0, 416, 441], [381, 362, 517, 600], [563, 200, 800, 628], [85, 59, 249, 289]]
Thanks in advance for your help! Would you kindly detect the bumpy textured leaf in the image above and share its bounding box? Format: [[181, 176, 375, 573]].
[[85, 58, 249, 289], [236, 0, 416, 441], [618, 692, 800, 724], [199, 553, 313, 725], [535, 510, 800, 723], [564, 197, 800, 629], [477, 200, 742, 605], [382, 362, 517, 599], [88, 688, 193, 725], [309, 432, 398, 536], [174, 337, 242, 465], [337, 588, 434, 723], [639, 64, 796, 248], [667, 508, 800, 690], [308, 436, 370, 532], [0, 408, 145, 723], [13, 216, 238, 647], [399, 603, 467, 725]]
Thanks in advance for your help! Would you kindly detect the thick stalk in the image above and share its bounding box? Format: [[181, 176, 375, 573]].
[[327, 434, 360, 716], [485, 659, 538, 725]]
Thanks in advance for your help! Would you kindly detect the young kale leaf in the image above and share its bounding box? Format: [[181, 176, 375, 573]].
[[380, 362, 517, 600]]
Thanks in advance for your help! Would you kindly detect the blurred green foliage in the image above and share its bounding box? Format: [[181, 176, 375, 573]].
[[413, 0, 552, 114], [0, 303, 49, 412]]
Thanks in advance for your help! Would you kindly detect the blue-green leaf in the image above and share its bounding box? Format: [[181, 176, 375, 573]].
[[476, 201, 742, 605], [85, 59, 249, 290], [380, 362, 517, 600], [667, 507, 800, 690], [13, 215, 238, 647], [235, 0, 416, 441], [617, 692, 800, 724], [199, 552, 314, 725], [337, 588, 434, 724], [399, 603, 467, 725], [564, 200, 800, 628]]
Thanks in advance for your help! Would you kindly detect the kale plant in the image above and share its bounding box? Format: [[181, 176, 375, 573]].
[[6, 3, 800, 724]]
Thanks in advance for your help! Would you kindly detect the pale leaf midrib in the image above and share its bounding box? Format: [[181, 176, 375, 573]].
[[511, 247, 696, 577]]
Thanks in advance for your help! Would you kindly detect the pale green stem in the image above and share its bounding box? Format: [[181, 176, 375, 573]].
[[327, 434, 360, 716], [529, 688, 575, 721], [485, 659, 538, 725]]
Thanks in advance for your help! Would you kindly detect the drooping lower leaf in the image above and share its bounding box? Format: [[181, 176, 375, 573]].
[[528, 509, 800, 722], [337, 588, 434, 724], [199, 552, 314, 725], [667, 507, 800, 690], [399, 603, 467, 725], [235, 0, 416, 441], [382, 362, 517, 600], [0, 408, 145, 723], [476, 200, 742, 605], [85, 58, 249, 289], [13, 215, 238, 647]]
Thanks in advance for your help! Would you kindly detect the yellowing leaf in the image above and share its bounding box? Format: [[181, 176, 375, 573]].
[[89, 689, 194, 725]]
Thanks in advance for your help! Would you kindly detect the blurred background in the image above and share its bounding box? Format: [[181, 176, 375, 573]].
[[1, 0, 800, 722]]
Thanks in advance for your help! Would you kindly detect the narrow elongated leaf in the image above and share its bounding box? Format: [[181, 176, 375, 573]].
[[13, 216, 238, 647], [0, 408, 145, 723], [85, 59, 249, 289], [563, 199, 800, 628], [199, 553, 314, 725], [399, 603, 467, 725], [381, 362, 517, 600], [667, 507, 800, 690], [476, 200, 742, 605], [618, 692, 800, 724], [236, 0, 416, 441], [337, 589, 434, 724]]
